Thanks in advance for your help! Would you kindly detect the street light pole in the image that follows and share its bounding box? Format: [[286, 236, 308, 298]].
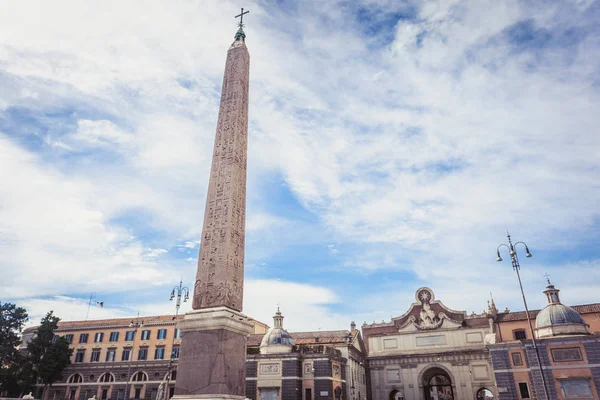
[[124, 320, 144, 400], [165, 281, 189, 398], [496, 233, 550, 400]]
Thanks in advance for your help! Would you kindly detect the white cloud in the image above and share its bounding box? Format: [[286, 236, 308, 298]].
[[0, 0, 599, 329]]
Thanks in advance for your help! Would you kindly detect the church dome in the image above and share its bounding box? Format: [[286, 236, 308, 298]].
[[259, 308, 295, 354], [535, 280, 589, 338]]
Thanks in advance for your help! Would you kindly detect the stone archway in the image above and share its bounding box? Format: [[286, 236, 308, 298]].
[[422, 367, 454, 400], [388, 389, 403, 400], [476, 388, 495, 400]]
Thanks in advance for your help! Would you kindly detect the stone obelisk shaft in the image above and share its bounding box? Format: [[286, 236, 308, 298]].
[[192, 35, 249, 312], [173, 30, 253, 400]]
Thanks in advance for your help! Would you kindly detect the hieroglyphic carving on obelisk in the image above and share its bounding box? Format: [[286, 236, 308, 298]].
[[174, 12, 253, 400], [192, 20, 249, 313]]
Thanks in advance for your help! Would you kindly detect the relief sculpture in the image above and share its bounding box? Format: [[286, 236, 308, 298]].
[[192, 44, 249, 313]]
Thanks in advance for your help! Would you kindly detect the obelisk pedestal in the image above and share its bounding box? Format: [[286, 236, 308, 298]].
[[173, 23, 252, 400]]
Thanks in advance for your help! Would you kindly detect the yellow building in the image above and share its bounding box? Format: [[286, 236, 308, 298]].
[[23, 315, 268, 400]]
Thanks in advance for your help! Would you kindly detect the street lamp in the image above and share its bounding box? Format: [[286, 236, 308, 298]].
[[496, 232, 549, 400], [165, 281, 189, 397], [125, 320, 144, 400]]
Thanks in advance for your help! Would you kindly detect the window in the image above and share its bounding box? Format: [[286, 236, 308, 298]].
[[134, 388, 141, 400], [91, 350, 101, 362], [511, 352, 524, 366], [52, 335, 59, 344], [518, 382, 531, 399], [68, 374, 83, 384], [79, 333, 89, 343], [64, 334, 74, 344], [138, 347, 148, 360], [99, 373, 114, 383], [172, 346, 180, 359], [559, 378, 593, 398], [157, 329, 167, 340], [109, 332, 119, 342], [386, 368, 400, 383], [174, 328, 182, 339], [94, 332, 104, 343], [132, 372, 147, 382], [101, 389, 108, 400], [125, 331, 135, 341], [170, 370, 177, 380], [141, 330, 151, 340], [69, 389, 77, 400], [106, 349, 116, 362], [551, 347, 583, 362], [122, 348, 131, 361], [154, 347, 165, 360], [75, 350, 85, 363], [513, 330, 527, 340]]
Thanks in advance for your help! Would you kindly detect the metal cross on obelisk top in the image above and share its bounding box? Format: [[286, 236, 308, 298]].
[[235, 7, 249, 27], [544, 272, 551, 284]]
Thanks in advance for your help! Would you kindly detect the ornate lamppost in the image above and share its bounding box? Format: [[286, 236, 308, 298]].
[[496, 233, 549, 400], [124, 319, 144, 400], [164, 281, 189, 397]]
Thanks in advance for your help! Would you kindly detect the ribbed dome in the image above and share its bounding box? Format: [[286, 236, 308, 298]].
[[259, 308, 295, 354], [260, 328, 295, 347], [536, 304, 586, 328], [535, 280, 589, 338]]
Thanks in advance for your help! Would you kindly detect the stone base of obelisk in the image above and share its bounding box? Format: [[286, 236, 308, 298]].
[[172, 307, 254, 400]]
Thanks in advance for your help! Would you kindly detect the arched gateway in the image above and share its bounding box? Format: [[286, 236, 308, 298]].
[[422, 367, 454, 400]]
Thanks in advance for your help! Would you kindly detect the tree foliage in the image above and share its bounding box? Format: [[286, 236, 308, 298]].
[[27, 311, 74, 395], [0, 302, 28, 396], [1, 308, 73, 397]]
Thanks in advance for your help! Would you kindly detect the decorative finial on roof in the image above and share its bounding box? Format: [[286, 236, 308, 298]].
[[544, 272, 552, 286], [234, 7, 249, 41]]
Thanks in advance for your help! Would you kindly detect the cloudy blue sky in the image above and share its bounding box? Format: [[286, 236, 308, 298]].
[[1, 0, 599, 331]]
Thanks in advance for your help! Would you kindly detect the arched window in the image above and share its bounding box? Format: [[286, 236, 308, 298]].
[[513, 329, 527, 340], [68, 374, 83, 384], [131, 371, 148, 382], [476, 388, 495, 400], [99, 373, 114, 383]]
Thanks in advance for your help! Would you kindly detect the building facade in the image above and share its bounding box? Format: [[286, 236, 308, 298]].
[[245, 309, 368, 400], [23, 315, 268, 400], [489, 280, 600, 400], [362, 287, 497, 400]]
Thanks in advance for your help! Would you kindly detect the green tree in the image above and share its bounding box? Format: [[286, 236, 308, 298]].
[[26, 311, 74, 398], [0, 302, 29, 396]]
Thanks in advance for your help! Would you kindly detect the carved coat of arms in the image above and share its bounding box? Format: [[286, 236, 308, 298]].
[[409, 289, 447, 330]]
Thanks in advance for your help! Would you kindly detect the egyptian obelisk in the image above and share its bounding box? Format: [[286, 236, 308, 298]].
[[173, 10, 253, 400]]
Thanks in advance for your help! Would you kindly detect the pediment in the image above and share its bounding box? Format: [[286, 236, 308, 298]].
[[392, 288, 466, 332]]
